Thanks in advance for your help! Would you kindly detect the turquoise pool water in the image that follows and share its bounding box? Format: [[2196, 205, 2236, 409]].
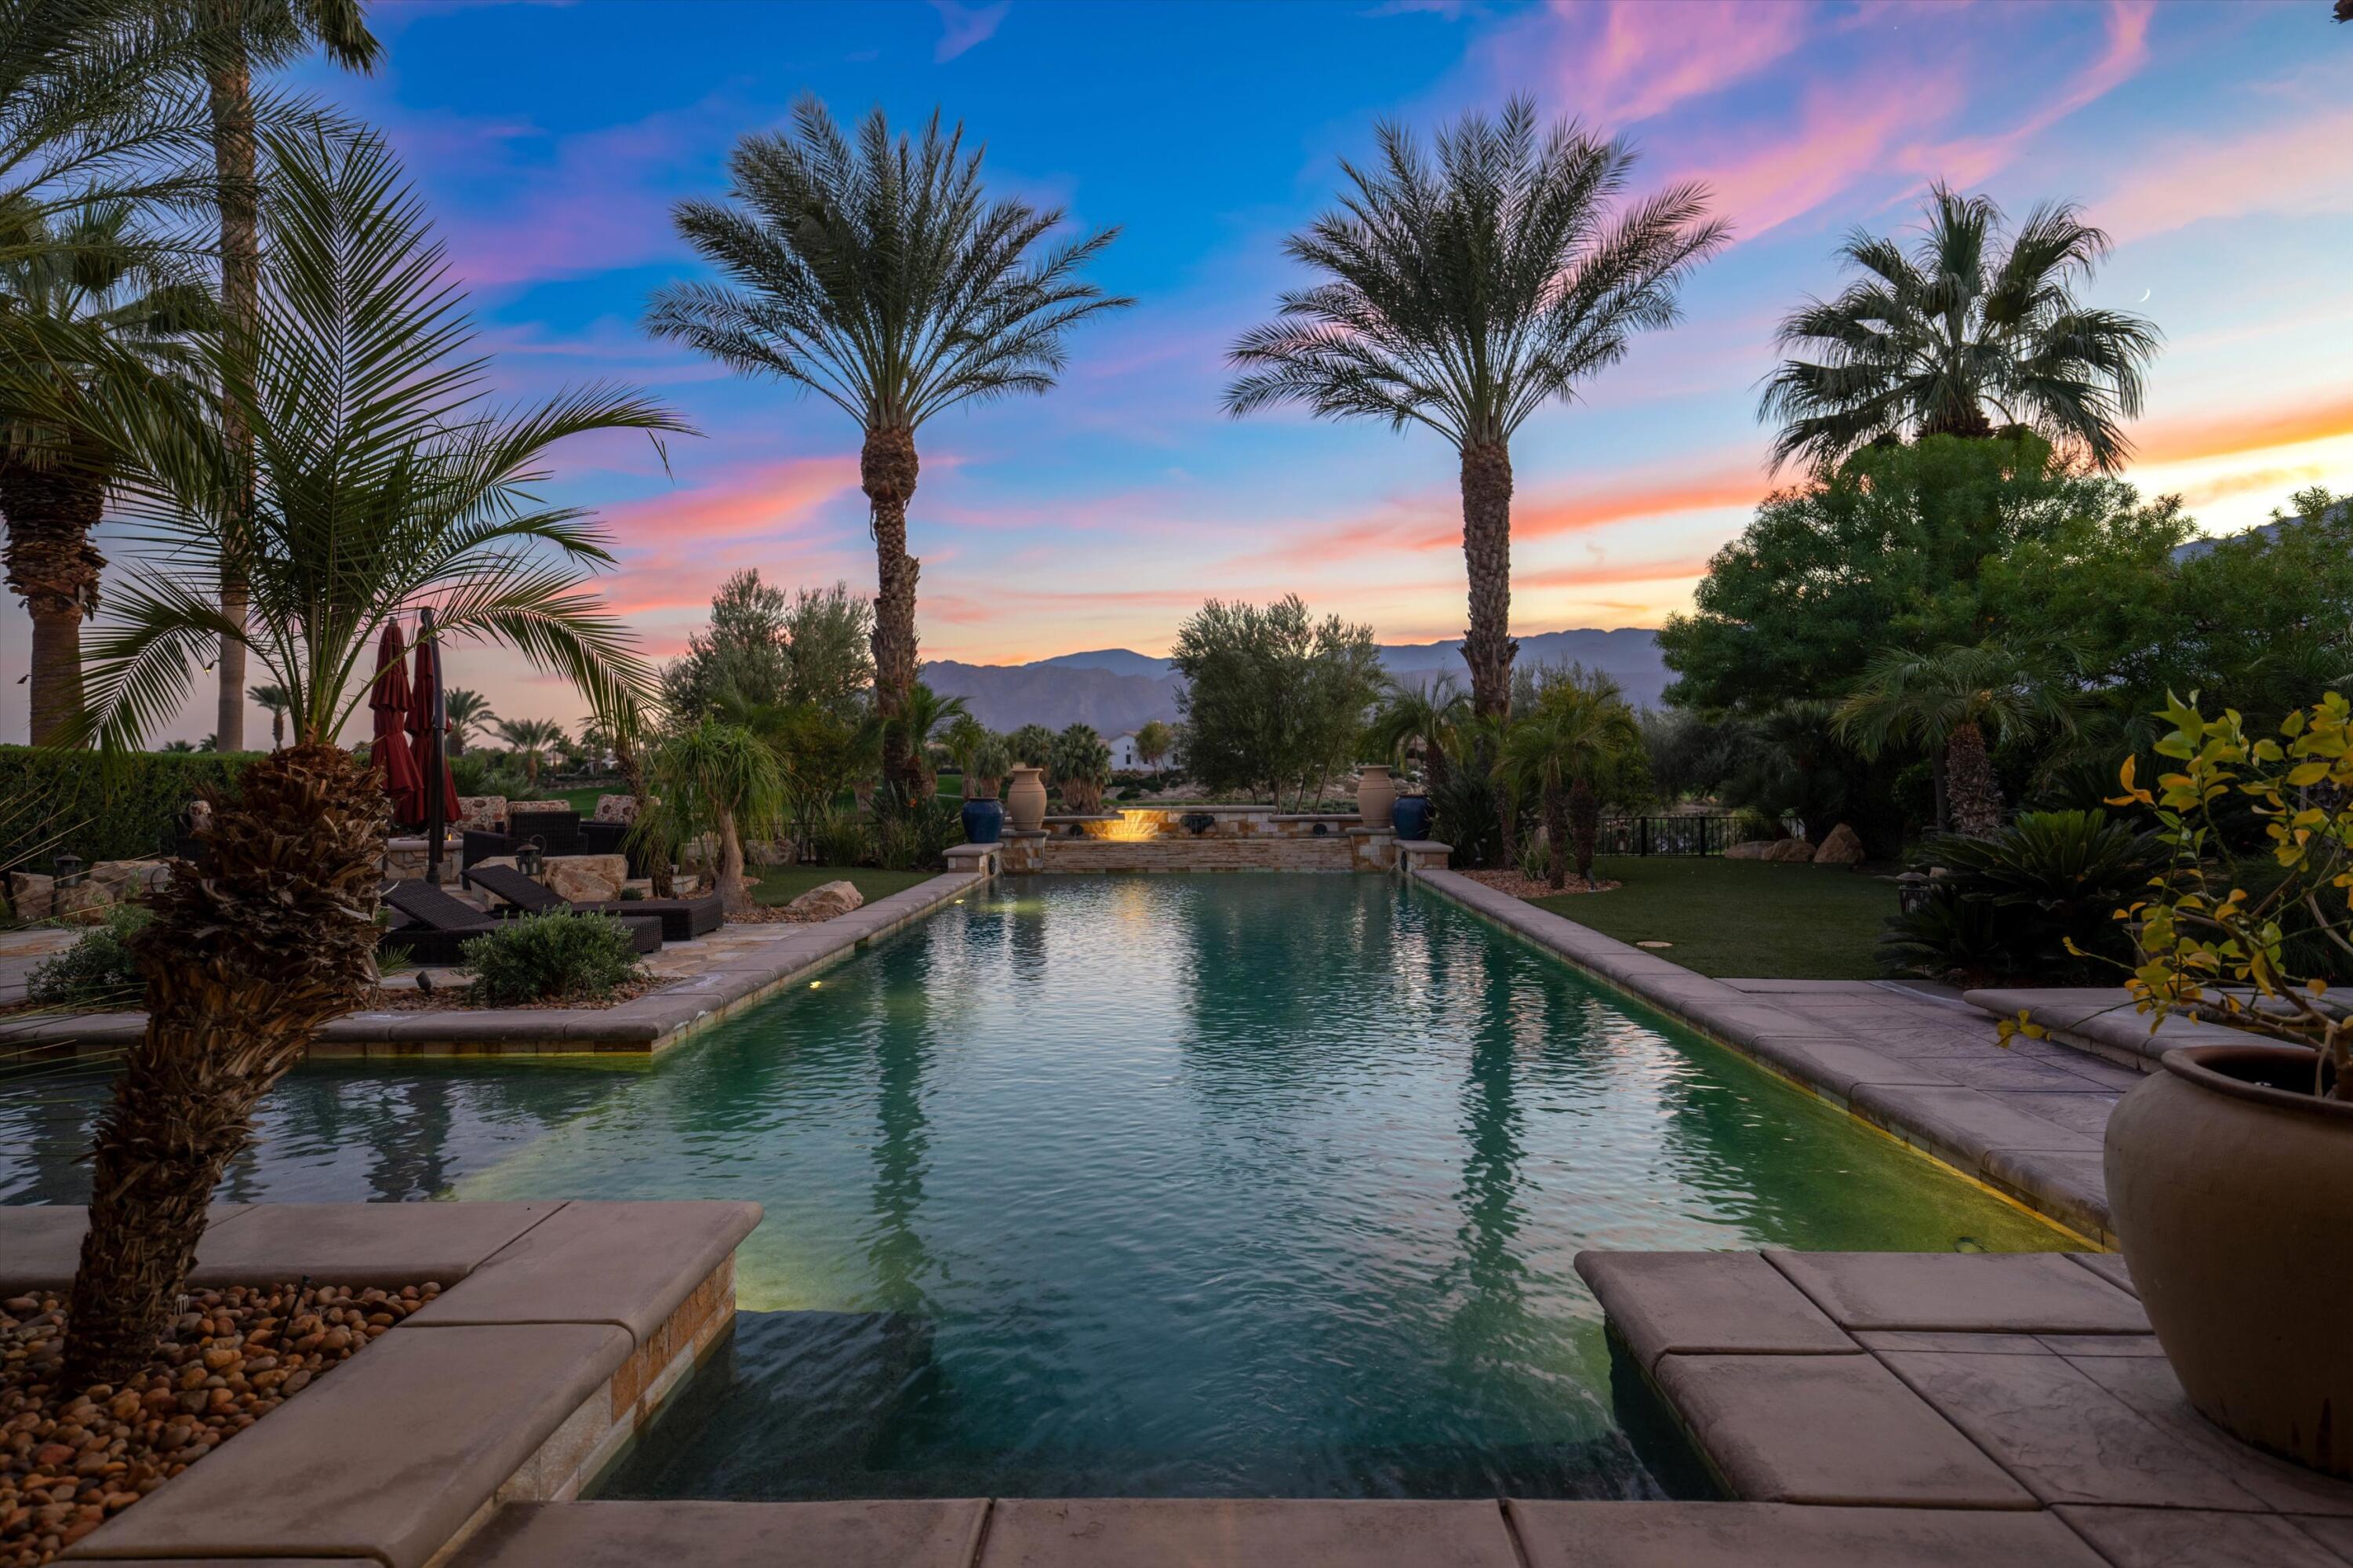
[[0, 875, 2064, 1498]]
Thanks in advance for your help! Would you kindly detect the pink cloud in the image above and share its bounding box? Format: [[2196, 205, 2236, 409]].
[[1580, 0, 1812, 126], [2094, 103, 2353, 245], [1910, 0, 2153, 188]]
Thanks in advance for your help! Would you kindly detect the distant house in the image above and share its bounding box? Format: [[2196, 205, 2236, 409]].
[[1109, 730, 1144, 769]]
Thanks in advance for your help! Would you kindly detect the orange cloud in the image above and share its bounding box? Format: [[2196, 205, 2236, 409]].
[[1515, 556, 1716, 591], [602, 454, 859, 548], [2133, 392, 2353, 469]]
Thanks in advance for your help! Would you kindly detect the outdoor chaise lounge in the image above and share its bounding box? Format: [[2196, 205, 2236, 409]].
[[461, 861, 725, 943], [378, 878, 663, 965]]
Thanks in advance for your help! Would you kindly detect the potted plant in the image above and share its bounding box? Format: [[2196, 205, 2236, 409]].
[[2063, 693, 2353, 1475], [961, 732, 1009, 845]]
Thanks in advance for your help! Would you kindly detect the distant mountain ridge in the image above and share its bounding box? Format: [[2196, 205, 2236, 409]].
[[922, 628, 1670, 734]]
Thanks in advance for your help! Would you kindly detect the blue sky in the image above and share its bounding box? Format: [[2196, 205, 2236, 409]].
[[7, 0, 2351, 742]]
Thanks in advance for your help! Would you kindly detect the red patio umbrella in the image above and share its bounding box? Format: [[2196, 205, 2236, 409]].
[[371, 621, 426, 827], [407, 619, 461, 827]]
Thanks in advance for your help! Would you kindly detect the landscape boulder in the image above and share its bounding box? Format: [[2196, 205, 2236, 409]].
[[1813, 824, 1866, 866], [8, 872, 53, 921], [543, 853, 628, 904], [1762, 837, 1817, 864], [90, 858, 169, 897], [53, 881, 116, 925], [783, 879, 864, 922]]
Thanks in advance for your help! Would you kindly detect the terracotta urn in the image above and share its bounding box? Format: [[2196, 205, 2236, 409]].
[[1355, 765, 1396, 830], [1006, 766, 1048, 833], [2105, 1043, 2353, 1475]]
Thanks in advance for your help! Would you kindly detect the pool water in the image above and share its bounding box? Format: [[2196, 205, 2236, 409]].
[[1, 875, 2064, 1498]]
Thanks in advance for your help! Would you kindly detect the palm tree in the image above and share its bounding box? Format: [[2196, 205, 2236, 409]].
[[247, 679, 286, 744], [1225, 97, 1726, 719], [1504, 675, 1640, 888], [183, 0, 380, 753], [1052, 722, 1112, 813], [1834, 641, 2085, 838], [1760, 184, 2161, 475], [491, 717, 566, 786], [0, 200, 206, 744], [647, 96, 1130, 799], [1366, 674, 1469, 791], [650, 717, 780, 918], [60, 127, 679, 1388], [889, 681, 970, 802], [442, 686, 493, 755]]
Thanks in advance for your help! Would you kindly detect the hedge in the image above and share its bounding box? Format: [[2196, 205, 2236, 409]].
[[0, 747, 262, 873]]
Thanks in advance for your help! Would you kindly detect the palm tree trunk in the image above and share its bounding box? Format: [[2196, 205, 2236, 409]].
[[863, 425, 923, 803], [64, 745, 386, 1389], [0, 450, 106, 747], [208, 51, 260, 755], [1569, 775, 1599, 882], [1493, 777, 1516, 871], [714, 806, 751, 917], [1459, 438, 1518, 719], [1945, 722, 2002, 838], [1544, 780, 1569, 890]]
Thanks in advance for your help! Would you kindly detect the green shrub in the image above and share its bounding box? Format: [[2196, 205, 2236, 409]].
[[807, 807, 872, 868], [0, 748, 258, 872], [1878, 809, 2164, 984], [27, 904, 153, 1008], [874, 797, 961, 871], [460, 912, 642, 1006]]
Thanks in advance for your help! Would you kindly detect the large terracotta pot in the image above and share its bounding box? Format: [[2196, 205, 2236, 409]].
[[2105, 1043, 2352, 1475], [1356, 765, 1396, 830], [1006, 767, 1048, 833]]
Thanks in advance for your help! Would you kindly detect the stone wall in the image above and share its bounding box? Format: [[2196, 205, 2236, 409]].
[[995, 817, 1398, 873]]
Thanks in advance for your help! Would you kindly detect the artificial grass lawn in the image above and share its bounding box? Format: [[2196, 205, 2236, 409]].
[[751, 865, 939, 907], [1530, 856, 1897, 980]]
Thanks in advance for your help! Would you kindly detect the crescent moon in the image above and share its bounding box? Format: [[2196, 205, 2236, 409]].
[[2137, 289, 2151, 303]]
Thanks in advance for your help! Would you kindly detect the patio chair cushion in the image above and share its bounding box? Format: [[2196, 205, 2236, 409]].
[[592, 793, 638, 824], [455, 795, 507, 831]]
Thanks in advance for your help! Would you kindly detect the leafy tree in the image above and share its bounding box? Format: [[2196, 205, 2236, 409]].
[[1366, 674, 1467, 791], [1132, 718, 1173, 771], [1657, 432, 2173, 715], [1051, 722, 1111, 812], [963, 729, 1009, 800], [662, 571, 875, 722], [1835, 640, 2085, 837], [60, 128, 675, 1388], [649, 717, 778, 917], [648, 96, 1129, 799], [1225, 96, 1724, 717], [1171, 595, 1385, 809], [2, 199, 208, 746], [490, 717, 567, 785], [441, 686, 493, 756], [765, 700, 882, 860], [1760, 184, 2159, 475], [1505, 671, 1641, 886]]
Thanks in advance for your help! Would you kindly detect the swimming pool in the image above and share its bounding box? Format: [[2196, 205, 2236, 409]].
[[0, 875, 2064, 1498]]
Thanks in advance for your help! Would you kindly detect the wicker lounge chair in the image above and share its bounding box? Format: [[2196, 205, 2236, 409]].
[[378, 879, 661, 963], [463, 862, 724, 943]]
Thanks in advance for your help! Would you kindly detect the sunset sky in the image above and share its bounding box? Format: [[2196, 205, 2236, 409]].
[[5, 0, 2350, 744]]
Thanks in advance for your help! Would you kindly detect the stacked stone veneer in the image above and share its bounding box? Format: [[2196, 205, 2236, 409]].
[[998, 809, 1398, 872]]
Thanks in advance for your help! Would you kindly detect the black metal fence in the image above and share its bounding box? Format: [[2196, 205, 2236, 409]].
[[1595, 814, 1740, 857]]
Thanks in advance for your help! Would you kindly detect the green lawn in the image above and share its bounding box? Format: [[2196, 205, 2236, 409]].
[[1530, 856, 1897, 980], [751, 865, 939, 907]]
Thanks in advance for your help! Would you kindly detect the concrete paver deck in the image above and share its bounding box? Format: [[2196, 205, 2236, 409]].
[[1583, 1247, 2353, 1566]]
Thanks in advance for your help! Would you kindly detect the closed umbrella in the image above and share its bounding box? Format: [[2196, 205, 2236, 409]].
[[408, 618, 460, 828], [371, 621, 425, 827]]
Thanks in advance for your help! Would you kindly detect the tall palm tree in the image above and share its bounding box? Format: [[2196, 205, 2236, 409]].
[[1504, 675, 1640, 888], [246, 678, 285, 744], [442, 685, 492, 755], [1835, 640, 2085, 838], [60, 127, 679, 1388], [491, 716, 566, 785], [0, 200, 206, 744], [1225, 97, 1726, 719], [1366, 673, 1469, 791], [647, 96, 1130, 799], [184, 0, 380, 753], [1760, 184, 2161, 475], [650, 717, 780, 917]]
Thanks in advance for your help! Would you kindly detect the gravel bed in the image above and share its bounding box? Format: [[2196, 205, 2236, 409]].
[[1459, 868, 1620, 899], [1, 1279, 439, 1566]]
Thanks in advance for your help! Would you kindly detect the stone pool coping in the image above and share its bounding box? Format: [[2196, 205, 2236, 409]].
[[1577, 1247, 2353, 1566], [2, 1199, 756, 1568], [1409, 867, 2125, 1243], [0, 871, 978, 1059]]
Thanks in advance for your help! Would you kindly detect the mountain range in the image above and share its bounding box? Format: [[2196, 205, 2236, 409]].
[[922, 628, 1671, 736]]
